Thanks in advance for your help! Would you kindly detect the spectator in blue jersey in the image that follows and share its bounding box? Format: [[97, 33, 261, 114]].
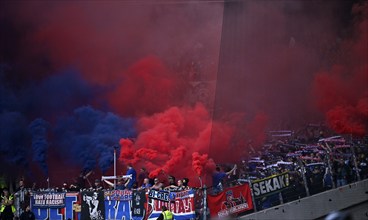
[[124, 163, 137, 190], [212, 164, 237, 194], [323, 167, 333, 190]]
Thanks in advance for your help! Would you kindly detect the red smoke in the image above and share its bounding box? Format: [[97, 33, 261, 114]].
[[312, 3, 368, 136], [108, 56, 184, 116], [119, 104, 233, 186], [192, 152, 215, 177], [325, 106, 366, 136], [118, 103, 269, 186], [245, 113, 269, 148], [207, 112, 269, 163], [7, 1, 223, 86]]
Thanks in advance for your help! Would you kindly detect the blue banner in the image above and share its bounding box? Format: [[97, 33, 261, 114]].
[[31, 192, 79, 220], [104, 190, 132, 201]]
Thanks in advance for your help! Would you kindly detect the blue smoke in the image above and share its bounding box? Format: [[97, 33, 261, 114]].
[[0, 67, 122, 178], [0, 66, 20, 112], [0, 112, 29, 167], [20, 69, 98, 118], [1, 65, 138, 179], [29, 118, 49, 176], [55, 106, 136, 173]]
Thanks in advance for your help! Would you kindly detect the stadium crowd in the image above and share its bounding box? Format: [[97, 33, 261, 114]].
[[211, 131, 368, 210]]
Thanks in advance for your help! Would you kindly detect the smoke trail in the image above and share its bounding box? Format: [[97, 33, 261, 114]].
[[192, 152, 215, 177], [29, 118, 49, 176]]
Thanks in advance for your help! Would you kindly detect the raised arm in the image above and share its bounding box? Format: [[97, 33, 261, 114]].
[[102, 179, 114, 187], [225, 164, 237, 176]]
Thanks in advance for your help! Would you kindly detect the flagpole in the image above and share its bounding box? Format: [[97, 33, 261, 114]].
[[47, 177, 50, 220], [114, 148, 117, 189]]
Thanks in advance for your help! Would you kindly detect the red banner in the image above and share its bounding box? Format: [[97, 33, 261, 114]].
[[207, 184, 254, 218], [146, 189, 196, 220]]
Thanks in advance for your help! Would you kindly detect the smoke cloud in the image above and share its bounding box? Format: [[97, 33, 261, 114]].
[[107, 56, 185, 116], [312, 3, 368, 136], [0, 0, 366, 186], [55, 106, 136, 173], [0, 112, 29, 167], [119, 103, 227, 185]]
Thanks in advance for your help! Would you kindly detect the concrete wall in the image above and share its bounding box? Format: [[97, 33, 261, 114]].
[[241, 179, 368, 220]]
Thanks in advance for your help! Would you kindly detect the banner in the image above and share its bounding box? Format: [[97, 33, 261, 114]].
[[132, 190, 146, 218], [81, 191, 105, 220], [31, 189, 196, 220], [31, 192, 66, 208], [31, 192, 80, 220], [207, 184, 253, 218], [146, 189, 196, 220], [252, 172, 289, 197], [147, 189, 170, 202], [104, 200, 131, 220], [104, 190, 132, 201]]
